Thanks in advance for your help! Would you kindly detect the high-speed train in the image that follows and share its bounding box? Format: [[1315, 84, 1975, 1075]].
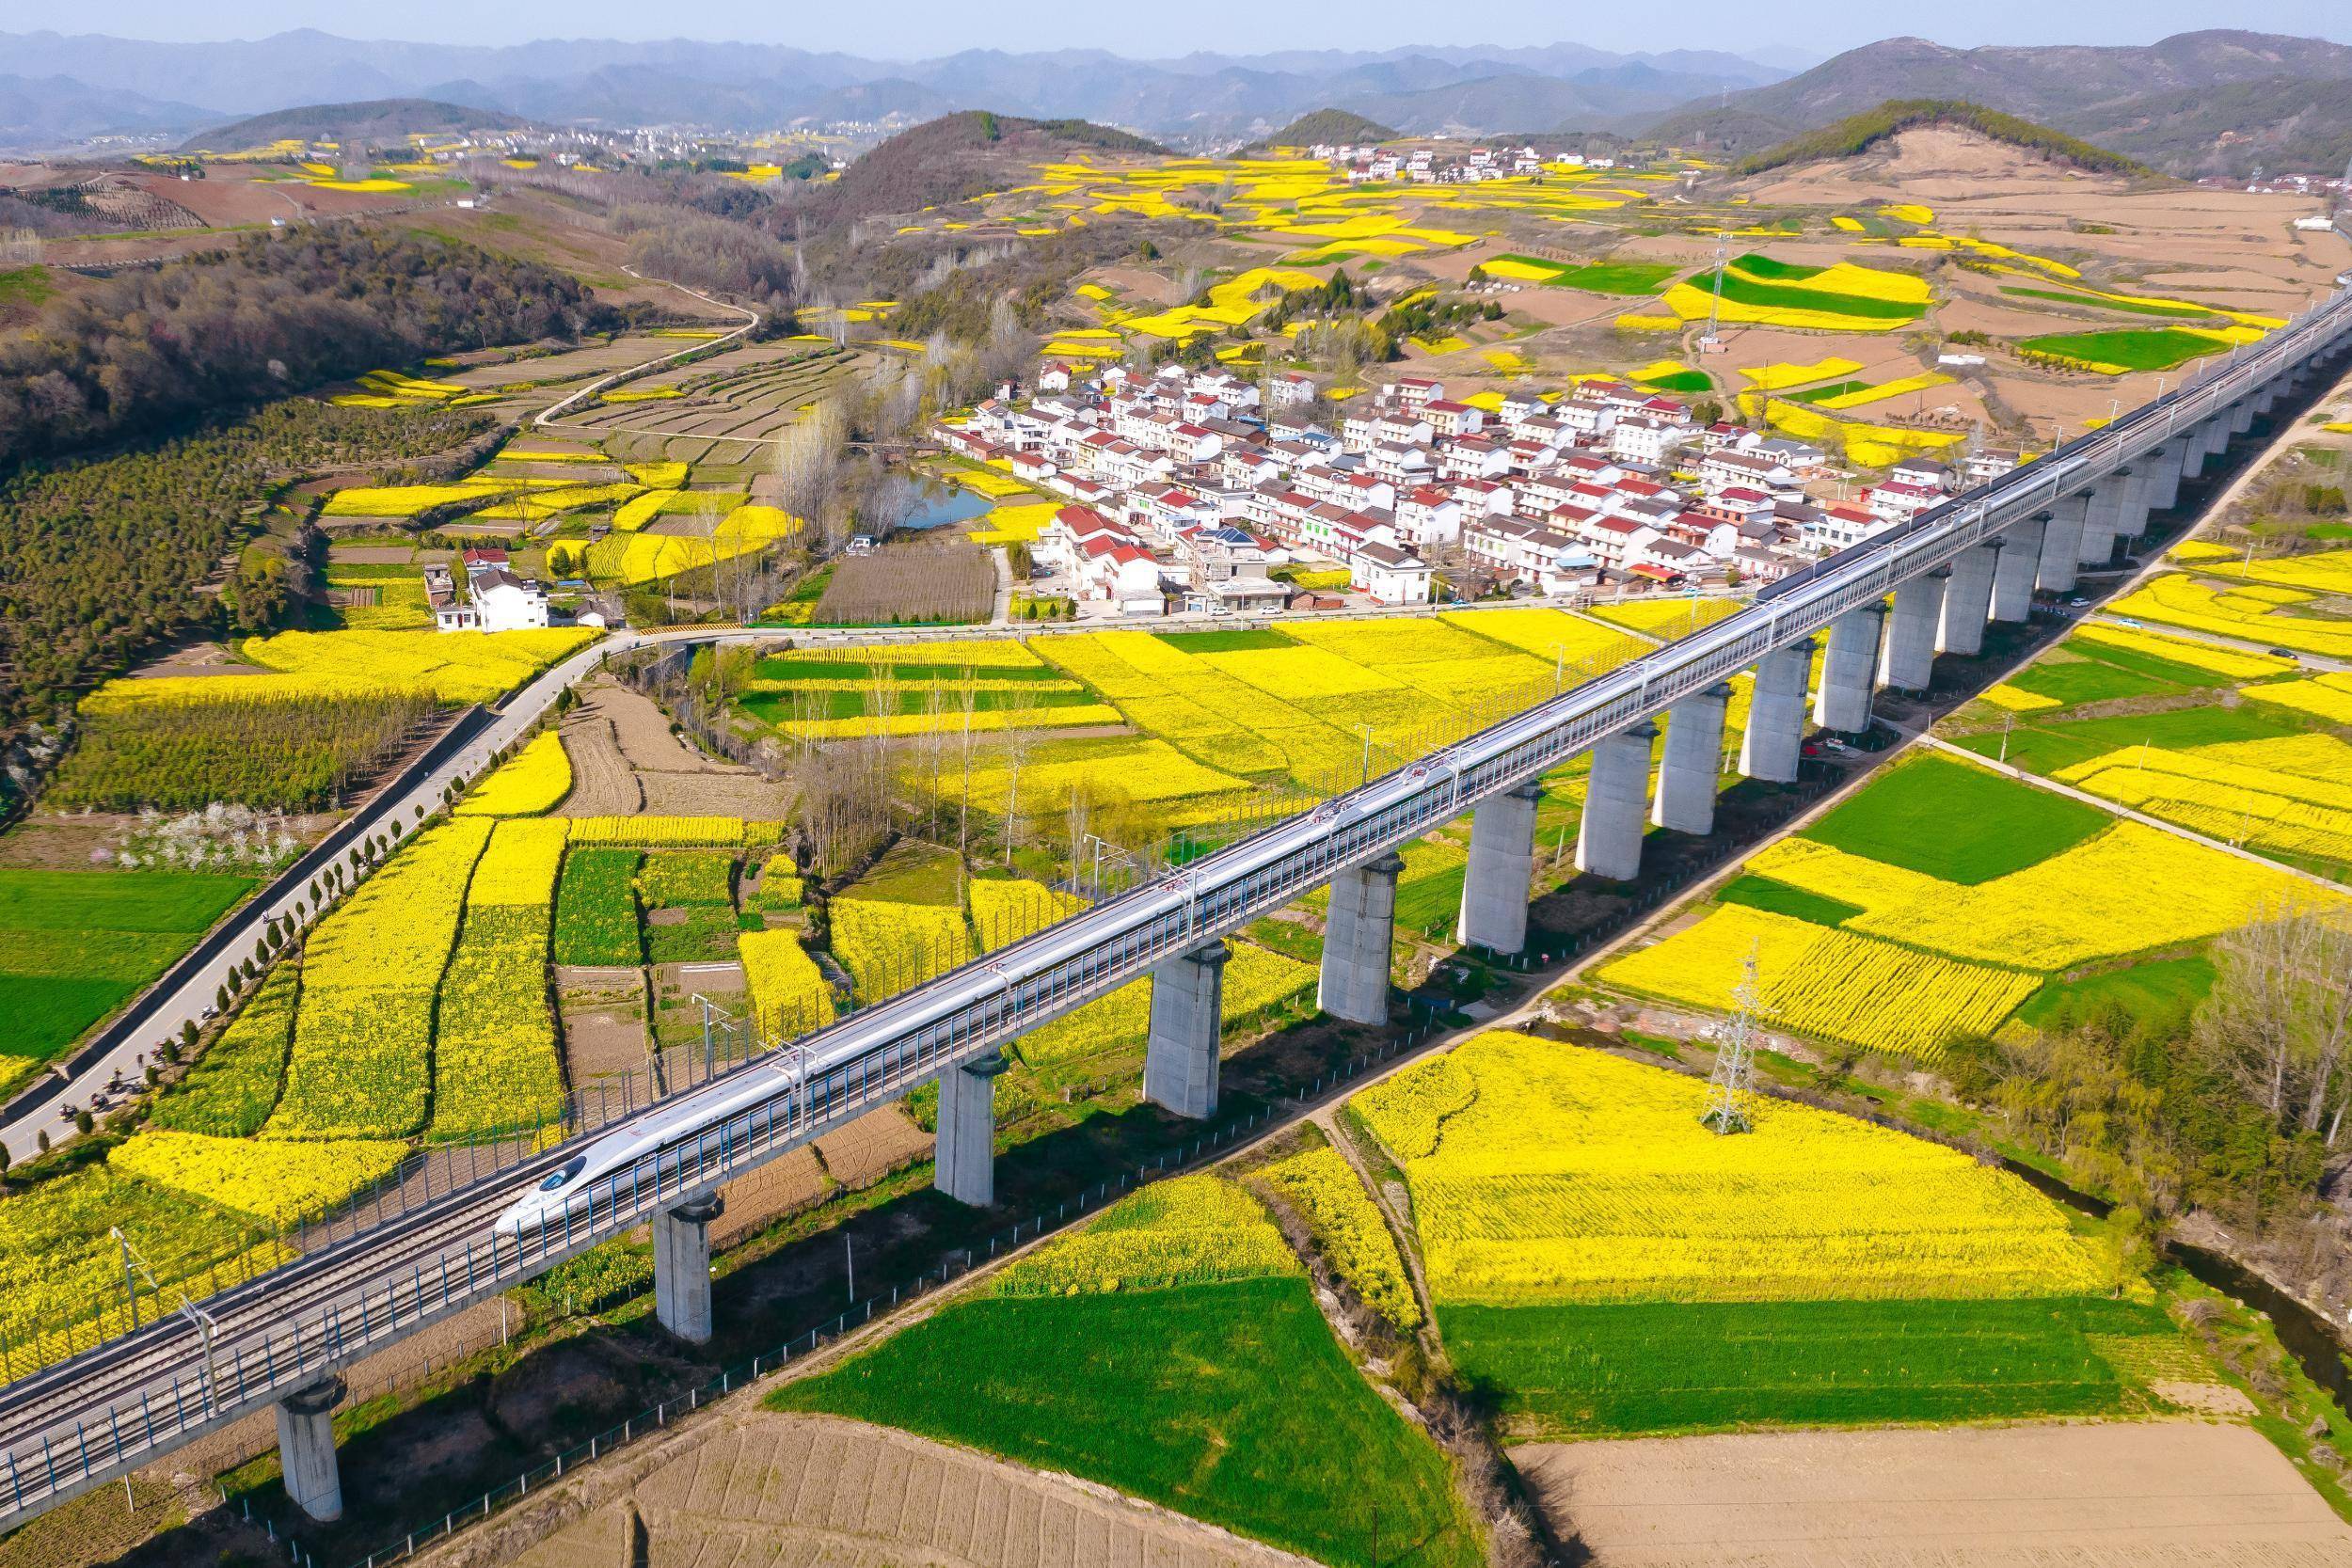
[[485, 736, 1504, 1243], [492, 282, 2352, 1247]]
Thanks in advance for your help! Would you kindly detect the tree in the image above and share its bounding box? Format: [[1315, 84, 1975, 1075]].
[[2200, 902, 2352, 1141]]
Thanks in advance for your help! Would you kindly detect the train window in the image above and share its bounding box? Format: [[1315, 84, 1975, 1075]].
[[538, 1155, 588, 1194]]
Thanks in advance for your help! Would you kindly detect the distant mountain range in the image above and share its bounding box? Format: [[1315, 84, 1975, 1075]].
[[0, 28, 1797, 149], [3, 26, 2349, 176]]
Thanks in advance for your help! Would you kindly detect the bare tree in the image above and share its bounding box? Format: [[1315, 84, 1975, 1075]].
[[775, 400, 850, 552], [2201, 900, 2352, 1142], [994, 688, 1041, 868]]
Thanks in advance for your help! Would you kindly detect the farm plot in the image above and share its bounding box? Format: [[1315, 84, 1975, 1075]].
[[1481, 254, 1678, 293], [86, 628, 597, 708], [0, 867, 256, 1094], [2017, 326, 2242, 374], [1350, 1032, 2182, 1436], [553, 344, 859, 447], [769, 1175, 1482, 1568], [1518, 1422, 2352, 1567], [806, 538, 996, 626], [1947, 620, 2352, 879], [1646, 253, 1932, 333], [1594, 755, 2331, 1055], [2106, 575, 2352, 659], [739, 639, 1115, 741], [270, 818, 491, 1139]]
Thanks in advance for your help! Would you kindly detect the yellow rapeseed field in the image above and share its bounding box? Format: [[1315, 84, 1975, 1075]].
[[830, 898, 972, 1005], [1260, 1146, 1421, 1330], [456, 732, 572, 816], [2110, 575, 2352, 658], [1352, 1032, 2104, 1306], [990, 1174, 1299, 1297], [1599, 903, 2038, 1059], [467, 817, 570, 908], [1744, 826, 2329, 970], [2054, 740, 2352, 868], [110, 1132, 407, 1226], [739, 928, 838, 1040]]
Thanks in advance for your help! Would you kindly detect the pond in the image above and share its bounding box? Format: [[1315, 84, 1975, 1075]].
[[898, 483, 993, 533]]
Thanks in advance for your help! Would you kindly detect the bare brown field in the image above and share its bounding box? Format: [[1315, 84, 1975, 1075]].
[[123, 168, 303, 228], [555, 705, 647, 815], [469, 1410, 1311, 1568], [558, 968, 646, 1083], [712, 1146, 831, 1245], [813, 1105, 933, 1191], [1518, 1420, 2352, 1568], [814, 539, 995, 626]]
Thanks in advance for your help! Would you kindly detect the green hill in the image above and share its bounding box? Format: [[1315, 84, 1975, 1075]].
[[1249, 108, 1398, 150], [1735, 99, 2157, 179], [181, 97, 532, 153]]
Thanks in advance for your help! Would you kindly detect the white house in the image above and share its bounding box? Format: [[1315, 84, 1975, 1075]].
[[1353, 540, 1433, 604]]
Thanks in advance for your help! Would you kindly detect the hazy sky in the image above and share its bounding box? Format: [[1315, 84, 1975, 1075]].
[[27, 0, 2352, 58]]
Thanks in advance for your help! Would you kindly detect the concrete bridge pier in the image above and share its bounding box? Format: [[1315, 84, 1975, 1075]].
[[276, 1375, 346, 1524], [1652, 683, 1734, 835], [2143, 439, 2186, 514], [653, 1192, 724, 1342], [2201, 412, 2234, 463], [2230, 396, 2256, 436], [2075, 470, 2133, 569], [1878, 569, 1947, 691], [1813, 608, 1883, 733], [1989, 524, 2041, 622], [1319, 849, 1405, 1025], [2180, 427, 2211, 480], [2255, 381, 2280, 417], [1144, 940, 1230, 1118], [1456, 781, 1542, 954], [2036, 499, 2088, 593], [935, 1053, 1008, 1207], [1575, 722, 1655, 881], [1739, 639, 1813, 784], [1936, 545, 1998, 655]]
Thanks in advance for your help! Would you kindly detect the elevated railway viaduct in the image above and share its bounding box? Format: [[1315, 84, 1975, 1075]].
[[5, 283, 2351, 1534]]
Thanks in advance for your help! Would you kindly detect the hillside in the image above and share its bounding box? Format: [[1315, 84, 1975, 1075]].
[[0, 73, 212, 151], [1250, 107, 1397, 149], [181, 97, 532, 152], [1739, 101, 2155, 179], [1648, 29, 2352, 173], [798, 111, 1164, 227], [2068, 75, 2352, 180]]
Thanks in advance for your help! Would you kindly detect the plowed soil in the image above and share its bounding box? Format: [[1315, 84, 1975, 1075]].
[[481, 1410, 1311, 1568], [1518, 1419, 2352, 1567]]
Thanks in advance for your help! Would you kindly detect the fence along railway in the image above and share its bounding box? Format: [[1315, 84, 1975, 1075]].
[[4, 272, 2351, 1539]]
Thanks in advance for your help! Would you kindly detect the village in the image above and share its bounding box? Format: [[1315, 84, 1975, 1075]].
[[945, 357, 2025, 619]]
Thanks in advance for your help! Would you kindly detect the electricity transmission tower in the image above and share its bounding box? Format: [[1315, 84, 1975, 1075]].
[[1699, 233, 1731, 351], [1702, 942, 1764, 1134]]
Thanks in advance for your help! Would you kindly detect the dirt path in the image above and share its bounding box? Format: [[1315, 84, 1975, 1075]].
[[448, 1409, 1311, 1568], [1518, 1420, 2352, 1567]]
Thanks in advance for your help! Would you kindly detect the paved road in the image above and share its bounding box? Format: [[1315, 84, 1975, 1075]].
[[0, 636, 630, 1165]]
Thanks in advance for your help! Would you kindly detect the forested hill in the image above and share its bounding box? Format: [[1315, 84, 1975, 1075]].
[[0, 226, 609, 468], [1737, 100, 2155, 178], [793, 111, 1165, 230]]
